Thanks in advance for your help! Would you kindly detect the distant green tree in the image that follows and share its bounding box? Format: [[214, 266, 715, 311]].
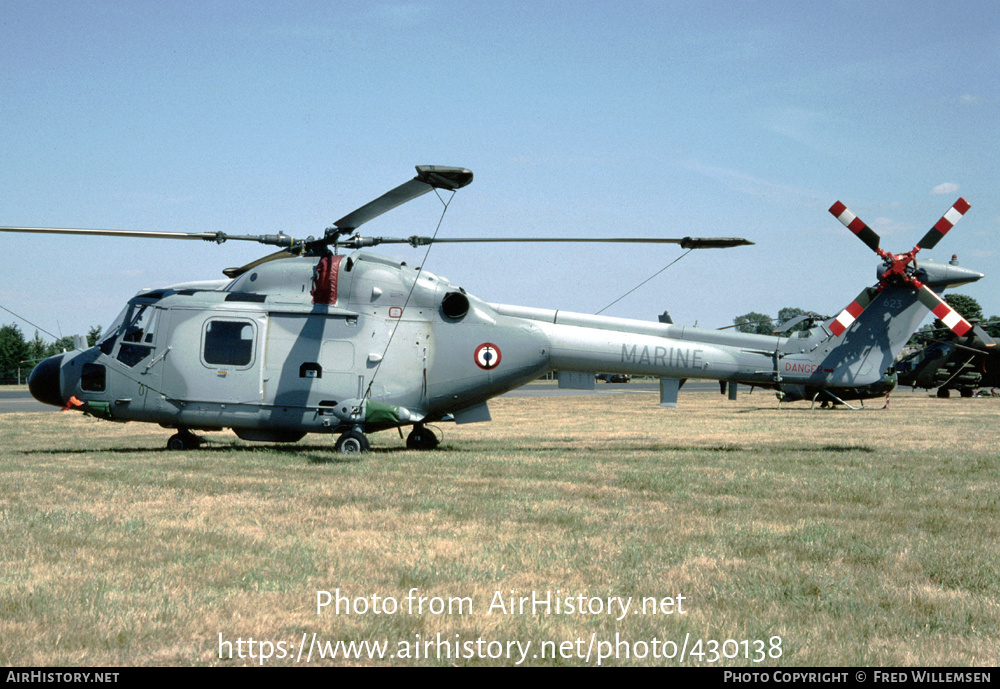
[[27, 331, 48, 363], [0, 323, 30, 384], [942, 294, 983, 323], [733, 311, 774, 335], [45, 336, 76, 357], [87, 325, 103, 347]]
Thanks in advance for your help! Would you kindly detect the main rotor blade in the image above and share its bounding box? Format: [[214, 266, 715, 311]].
[[0, 226, 220, 240], [916, 197, 970, 251], [399, 236, 754, 249], [332, 165, 473, 234], [910, 331, 991, 355], [829, 201, 881, 253], [0, 226, 295, 246]]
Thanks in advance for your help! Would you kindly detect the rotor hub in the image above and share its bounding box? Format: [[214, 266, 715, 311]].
[[879, 249, 920, 287]]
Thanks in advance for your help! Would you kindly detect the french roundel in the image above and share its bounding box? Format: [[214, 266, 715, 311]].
[[474, 343, 501, 370]]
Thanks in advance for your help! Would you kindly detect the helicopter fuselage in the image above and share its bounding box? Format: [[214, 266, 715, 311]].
[[28, 250, 984, 444], [13, 166, 989, 451], [32, 251, 551, 439]]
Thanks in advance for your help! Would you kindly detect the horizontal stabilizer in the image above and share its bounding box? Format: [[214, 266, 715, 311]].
[[453, 402, 491, 425]]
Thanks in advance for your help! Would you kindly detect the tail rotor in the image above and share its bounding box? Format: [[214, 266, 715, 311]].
[[826, 197, 992, 345]]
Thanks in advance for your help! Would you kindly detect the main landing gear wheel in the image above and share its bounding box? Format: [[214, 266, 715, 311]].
[[335, 430, 370, 454], [167, 430, 203, 450], [406, 425, 439, 451]]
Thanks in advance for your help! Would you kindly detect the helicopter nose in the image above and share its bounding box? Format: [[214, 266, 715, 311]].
[[28, 354, 65, 408]]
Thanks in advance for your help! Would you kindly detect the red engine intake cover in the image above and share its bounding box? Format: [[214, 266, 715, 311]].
[[311, 254, 344, 305]]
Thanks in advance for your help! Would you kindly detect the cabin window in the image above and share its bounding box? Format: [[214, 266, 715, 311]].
[[202, 319, 256, 368]]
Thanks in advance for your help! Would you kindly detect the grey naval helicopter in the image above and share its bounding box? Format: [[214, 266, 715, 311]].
[[3, 166, 990, 452]]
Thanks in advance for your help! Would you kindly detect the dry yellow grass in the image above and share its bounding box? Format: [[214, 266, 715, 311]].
[[0, 388, 997, 666]]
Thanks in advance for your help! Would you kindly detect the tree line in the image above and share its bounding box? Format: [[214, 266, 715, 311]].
[[733, 294, 1000, 340], [0, 324, 102, 385]]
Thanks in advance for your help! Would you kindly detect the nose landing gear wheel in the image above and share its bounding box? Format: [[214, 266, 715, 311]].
[[335, 430, 370, 454]]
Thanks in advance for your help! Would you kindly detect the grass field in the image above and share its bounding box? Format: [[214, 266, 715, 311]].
[[1, 388, 997, 666]]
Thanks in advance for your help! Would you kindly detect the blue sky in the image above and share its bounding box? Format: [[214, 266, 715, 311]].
[[2, 0, 998, 339]]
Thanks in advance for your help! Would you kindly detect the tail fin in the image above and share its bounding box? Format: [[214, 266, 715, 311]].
[[798, 258, 985, 388], [811, 284, 927, 387], [772, 285, 922, 403]]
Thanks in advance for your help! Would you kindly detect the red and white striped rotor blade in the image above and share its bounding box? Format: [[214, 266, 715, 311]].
[[828, 287, 878, 337], [916, 287, 973, 337], [829, 201, 881, 254], [916, 197, 970, 251]]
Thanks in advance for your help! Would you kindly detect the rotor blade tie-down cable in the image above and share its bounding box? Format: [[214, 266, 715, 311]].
[[0, 302, 64, 342], [595, 248, 694, 315], [364, 188, 457, 401]]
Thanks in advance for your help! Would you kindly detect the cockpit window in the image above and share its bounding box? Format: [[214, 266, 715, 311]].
[[114, 304, 158, 367], [98, 306, 129, 355], [121, 305, 157, 344]]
